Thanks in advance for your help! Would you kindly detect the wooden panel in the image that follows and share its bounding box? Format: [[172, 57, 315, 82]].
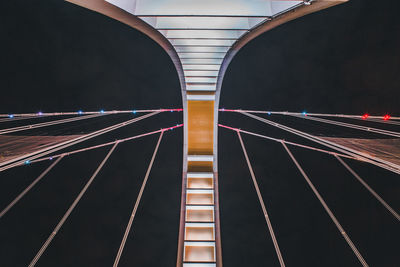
[[186, 210, 214, 222], [184, 246, 215, 262], [187, 193, 214, 205], [188, 100, 214, 155], [187, 91, 215, 95], [188, 161, 213, 172], [188, 178, 213, 189], [185, 227, 215, 241]]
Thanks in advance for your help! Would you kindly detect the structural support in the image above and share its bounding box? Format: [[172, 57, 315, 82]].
[[178, 100, 221, 266], [65, 1, 349, 265], [0, 108, 181, 118], [291, 114, 400, 138], [113, 131, 164, 266], [29, 142, 118, 267], [0, 156, 64, 219], [237, 131, 285, 267], [334, 155, 400, 221], [0, 113, 103, 135], [28, 124, 182, 165], [219, 124, 356, 160], [282, 143, 368, 267], [219, 123, 400, 222], [0, 111, 160, 172], [241, 112, 400, 175]]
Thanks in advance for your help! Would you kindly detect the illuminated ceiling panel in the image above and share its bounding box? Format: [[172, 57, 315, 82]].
[[186, 77, 218, 83], [159, 30, 247, 39], [107, 0, 303, 16], [183, 70, 219, 77], [272, 1, 303, 14], [182, 65, 220, 71], [140, 17, 266, 30], [175, 47, 230, 53], [170, 39, 236, 46], [178, 53, 226, 59], [181, 58, 223, 65], [186, 84, 216, 91]]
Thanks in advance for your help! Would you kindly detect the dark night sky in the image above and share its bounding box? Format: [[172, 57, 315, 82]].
[[0, 0, 399, 266]]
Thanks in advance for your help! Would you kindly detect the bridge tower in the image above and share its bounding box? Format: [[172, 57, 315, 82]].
[[65, 1, 348, 265]]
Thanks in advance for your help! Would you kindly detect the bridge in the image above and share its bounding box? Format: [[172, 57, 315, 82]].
[[0, 1, 399, 266]]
